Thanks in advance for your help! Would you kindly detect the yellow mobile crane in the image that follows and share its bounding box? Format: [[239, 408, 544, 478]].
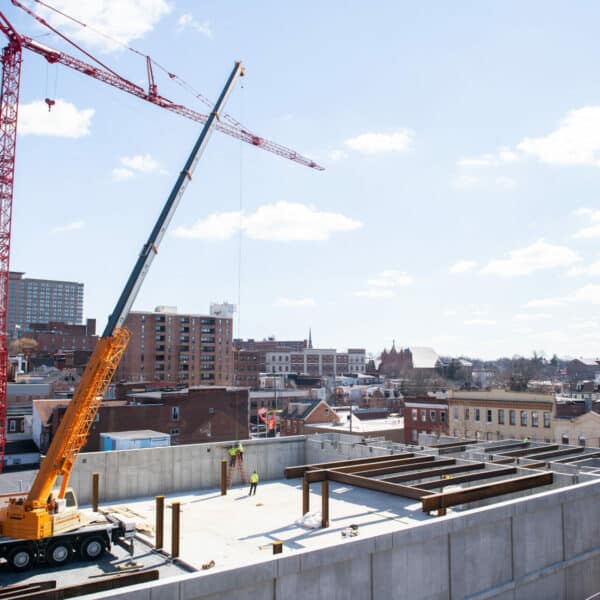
[[0, 62, 244, 571]]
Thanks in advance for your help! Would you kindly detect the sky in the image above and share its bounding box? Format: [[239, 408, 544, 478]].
[[6, 1, 600, 360]]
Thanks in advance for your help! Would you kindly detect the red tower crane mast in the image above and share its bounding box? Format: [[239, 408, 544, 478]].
[[0, 1, 322, 471]]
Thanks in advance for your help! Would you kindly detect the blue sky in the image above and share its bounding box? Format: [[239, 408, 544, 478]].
[[7, 1, 600, 359]]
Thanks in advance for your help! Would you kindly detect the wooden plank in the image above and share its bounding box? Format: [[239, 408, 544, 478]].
[[417, 467, 518, 490], [528, 447, 584, 460], [382, 462, 484, 483], [284, 453, 414, 478], [498, 445, 559, 458], [0, 582, 56, 600], [305, 469, 328, 483], [421, 472, 553, 512], [334, 456, 436, 475], [555, 450, 600, 464], [15, 571, 159, 600], [327, 470, 430, 500]]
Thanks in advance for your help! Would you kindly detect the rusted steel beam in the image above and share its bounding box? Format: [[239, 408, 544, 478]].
[[321, 480, 329, 528], [498, 445, 559, 458], [484, 441, 529, 453], [491, 457, 516, 464], [18, 571, 159, 599], [354, 457, 455, 478], [428, 440, 478, 448], [305, 469, 329, 483], [327, 470, 430, 500], [302, 478, 310, 514], [421, 472, 553, 513], [334, 455, 436, 475], [556, 450, 600, 463], [528, 447, 584, 460], [382, 461, 483, 483], [520, 461, 547, 469], [284, 453, 415, 478], [417, 467, 518, 490]]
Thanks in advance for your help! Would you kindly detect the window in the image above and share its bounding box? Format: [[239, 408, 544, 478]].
[[440, 411, 446, 424], [453, 407, 459, 420], [487, 409, 493, 424], [464, 408, 470, 420], [498, 409, 505, 425], [412, 409, 417, 421], [171, 406, 180, 421], [532, 411, 539, 428], [421, 410, 426, 423], [430, 410, 436, 423], [579, 435, 586, 447], [170, 428, 180, 435], [509, 410, 516, 426], [543, 412, 551, 428], [520, 410, 527, 426], [561, 434, 569, 444], [475, 408, 480, 422], [8, 419, 16, 432]]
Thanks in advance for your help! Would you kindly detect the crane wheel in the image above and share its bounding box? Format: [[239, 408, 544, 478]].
[[8, 546, 35, 571], [48, 540, 72, 566], [80, 535, 105, 560]]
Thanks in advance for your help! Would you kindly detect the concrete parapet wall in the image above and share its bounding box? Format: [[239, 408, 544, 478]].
[[70, 436, 305, 504], [92, 478, 600, 600]]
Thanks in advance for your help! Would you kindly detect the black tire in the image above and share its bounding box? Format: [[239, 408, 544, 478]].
[[47, 540, 72, 566], [8, 546, 35, 571], [80, 535, 105, 560]]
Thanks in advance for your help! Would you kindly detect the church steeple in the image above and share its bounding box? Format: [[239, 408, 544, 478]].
[[308, 328, 313, 349]]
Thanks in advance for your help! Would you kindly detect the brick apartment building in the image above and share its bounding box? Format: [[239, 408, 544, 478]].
[[234, 338, 307, 373], [9, 271, 84, 336], [116, 307, 233, 387], [280, 400, 338, 436], [404, 397, 449, 444], [33, 386, 248, 452], [233, 349, 261, 387]]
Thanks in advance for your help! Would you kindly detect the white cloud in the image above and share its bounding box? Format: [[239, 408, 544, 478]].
[[39, 0, 172, 53], [516, 106, 600, 166], [120, 154, 161, 173], [574, 224, 600, 239], [512, 313, 552, 321], [464, 319, 497, 326], [449, 259, 477, 274], [573, 207, 600, 221], [481, 240, 581, 277], [273, 297, 315, 308], [177, 13, 212, 37], [52, 221, 84, 233], [174, 202, 362, 242], [19, 99, 94, 138], [112, 167, 135, 182], [457, 154, 496, 167], [525, 283, 600, 308], [367, 270, 414, 288], [495, 176, 517, 190], [353, 289, 395, 298], [567, 261, 600, 276], [524, 297, 567, 308], [453, 174, 481, 189], [344, 130, 413, 154], [328, 149, 349, 161]]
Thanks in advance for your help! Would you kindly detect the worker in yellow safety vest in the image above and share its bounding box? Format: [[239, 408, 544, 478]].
[[228, 445, 237, 467], [248, 470, 259, 496], [237, 441, 244, 463]]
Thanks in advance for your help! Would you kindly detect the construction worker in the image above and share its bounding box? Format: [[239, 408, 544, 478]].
[[228, 444, 237, 467], [248, 470, 259, 496], [237, 441, 244, 463]]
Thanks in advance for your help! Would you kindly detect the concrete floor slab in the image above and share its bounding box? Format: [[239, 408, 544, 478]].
[[111, 479, 433, 572]]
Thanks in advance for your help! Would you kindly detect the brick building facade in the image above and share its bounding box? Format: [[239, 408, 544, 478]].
[[404, 398, 449, 444], [280, 400, 338, 436], [34, 386, 248, 452], [116, 307, 233, 387]]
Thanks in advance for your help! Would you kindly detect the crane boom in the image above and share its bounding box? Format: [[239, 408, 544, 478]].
[[0, 62, 244, 541]]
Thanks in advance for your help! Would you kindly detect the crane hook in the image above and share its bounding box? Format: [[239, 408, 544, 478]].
[[45, 98, 56, 112]]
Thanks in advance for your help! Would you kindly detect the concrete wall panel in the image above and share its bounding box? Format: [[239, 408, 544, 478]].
[[565, 553, 600, 600], [563, 494, 600, 558], [512, 505, 563, 577], [450, 519, 512, 600], [515, 570, 565, 600]]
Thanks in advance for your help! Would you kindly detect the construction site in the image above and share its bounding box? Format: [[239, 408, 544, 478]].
[[1, 1, 600, 599]]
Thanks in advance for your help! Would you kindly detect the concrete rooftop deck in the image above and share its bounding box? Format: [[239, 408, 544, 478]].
[[114, 479, 433, 571]]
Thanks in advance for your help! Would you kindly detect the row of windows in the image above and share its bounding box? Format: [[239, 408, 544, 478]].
[[411, 408, 447, 424], [453, 406, 551, 428]]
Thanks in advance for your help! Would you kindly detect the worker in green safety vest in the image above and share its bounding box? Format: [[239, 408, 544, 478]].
[[228, 444, 237, 467], [248, 470, 259, 496]]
